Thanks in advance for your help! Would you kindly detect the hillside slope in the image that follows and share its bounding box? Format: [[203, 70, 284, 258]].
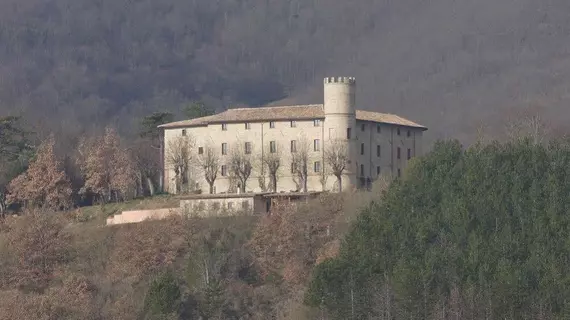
[[1, 0, 570, 143], [307, 137, 570, 319]]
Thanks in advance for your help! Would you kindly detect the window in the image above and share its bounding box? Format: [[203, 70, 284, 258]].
[[245, 142, 252, 154], [407, 130, 411, 137], [398, 169, 401, 177], [314, 119, 321, 127], [269, 121, 275, 128], [242, 201, 249, 209], [291, 162, 295, 173], [377, 166, 381, 175], [360, 164, 365, 176], [222, 143, 227, 155], [347, 128, 352, 139], [198, 147, 204, 155], [361, 123, 366, 131], [222, 123, 227, 131], [376, 145, 381, 157], [212, 202, 221, 210], [397, 128, 401, 136], [314, 139, 320, 152], [245, 122, 251, 130], [291, 140, 297, 153], [407, 148, 411, 160], [377, 125, 381, 133], [397, 147, 401, 159], [314, 161, 321, 173], [182, 129, 187, 136], [270, 141, 276, 153], [227, 202, 234, 209], [361, 143, 365, 155], [291, 120, 297, 128], [221, 165, 227, 176]]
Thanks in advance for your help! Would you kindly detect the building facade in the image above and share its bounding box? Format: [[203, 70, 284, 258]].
[[159, 77, 427, 194]]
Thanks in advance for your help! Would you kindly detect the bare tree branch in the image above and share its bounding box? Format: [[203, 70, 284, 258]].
[[229, 143, 253, 193], [291, 137, 310, 193], [199, 144, 219, 194], [324, 139, 349, 192], [165, 134, 195, 194], [262, 143, 282, 192]]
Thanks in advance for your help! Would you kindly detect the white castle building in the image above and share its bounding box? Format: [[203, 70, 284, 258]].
[[159, 77, 427, 194]]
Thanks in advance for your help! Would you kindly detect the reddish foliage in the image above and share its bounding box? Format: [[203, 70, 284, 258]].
[[77, 127, 136, 203], [7, 135, 73, 210]]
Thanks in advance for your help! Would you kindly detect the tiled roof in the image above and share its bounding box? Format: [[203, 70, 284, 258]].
[[159, 104, 427, 130], [355, 110, 426, 129]]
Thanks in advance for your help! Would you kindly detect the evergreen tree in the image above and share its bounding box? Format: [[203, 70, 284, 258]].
[[306, 138, 570, 319], [143, 270, 182, 319]]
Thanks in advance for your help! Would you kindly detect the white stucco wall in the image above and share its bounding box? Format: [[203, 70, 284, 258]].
[[163, 119, 423, 194], [164, 118, 329, 194]]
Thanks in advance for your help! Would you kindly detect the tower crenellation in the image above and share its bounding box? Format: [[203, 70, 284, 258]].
[[323, 76, 356, 84], [323, 76, 356, 116]]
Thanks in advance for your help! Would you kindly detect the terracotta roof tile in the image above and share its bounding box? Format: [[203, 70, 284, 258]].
[[158, 104, 426, 130]]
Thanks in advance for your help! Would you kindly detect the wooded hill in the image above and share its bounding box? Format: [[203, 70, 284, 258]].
[[2, 0, 570, 144], [2, 135, 570, 319], [307, 137, 570, 319]]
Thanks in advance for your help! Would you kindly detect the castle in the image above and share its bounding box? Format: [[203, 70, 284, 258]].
[[159, 77, 427, 195]]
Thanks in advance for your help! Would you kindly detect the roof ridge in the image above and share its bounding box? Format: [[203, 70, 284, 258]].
[[230, 104, 323, 111]]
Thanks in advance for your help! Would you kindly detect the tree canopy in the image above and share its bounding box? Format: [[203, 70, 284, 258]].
[[306, 138, 570, 319]]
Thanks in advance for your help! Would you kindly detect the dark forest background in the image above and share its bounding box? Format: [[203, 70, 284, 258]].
[[2, 0, 570, 146]]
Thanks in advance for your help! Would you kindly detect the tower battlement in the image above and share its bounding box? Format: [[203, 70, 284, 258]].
[[323, 76, 356, 84]]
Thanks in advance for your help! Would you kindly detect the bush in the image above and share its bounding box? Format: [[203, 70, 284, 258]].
[[143, 270, 181, 318]]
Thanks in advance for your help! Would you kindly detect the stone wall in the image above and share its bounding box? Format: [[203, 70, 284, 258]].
[[106, 208, 180, 225], [106, 194, 270, 226]]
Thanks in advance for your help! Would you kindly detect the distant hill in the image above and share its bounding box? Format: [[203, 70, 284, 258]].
[[1, 0, 570, 144]]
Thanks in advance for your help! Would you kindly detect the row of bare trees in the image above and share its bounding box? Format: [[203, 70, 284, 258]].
[[1, 122, 351, 212], [165, 134, 351, 194]]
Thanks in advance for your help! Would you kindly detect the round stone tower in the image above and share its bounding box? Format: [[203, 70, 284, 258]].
[[323, 76, 357, 190]]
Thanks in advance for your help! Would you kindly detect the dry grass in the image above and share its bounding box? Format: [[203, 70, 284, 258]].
[[0, 186, 387, 320]]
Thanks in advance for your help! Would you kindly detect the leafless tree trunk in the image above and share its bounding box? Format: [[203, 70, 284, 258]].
[[504, 107, 549, 145], [263, 145, 281, 192], [0, 192, 7, 216], [292, 138, 310, 193], [199, 145, 219, 194], [165, 135, 195, 194], [229, 144, 252, 193], [325, 139, 348, 192]]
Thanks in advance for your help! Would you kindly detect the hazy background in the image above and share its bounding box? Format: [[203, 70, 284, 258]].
[[1, 0, 570, 145]]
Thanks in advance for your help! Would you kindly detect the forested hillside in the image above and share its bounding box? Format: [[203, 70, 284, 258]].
[[2, 0, 570, 143], [307, 137, 570, 319]]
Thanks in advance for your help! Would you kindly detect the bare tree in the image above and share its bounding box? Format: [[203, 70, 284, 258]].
[[199, 145, 219, 194], [165, 134, 195, 194], [505, 113, 547, 145], [319, 161, 329, 191], [503, 105, 550, 145], [139, 112, 174, 193], [291, 137, 310, 192], [325, 139, 349, 192], [259, 142, 282, 192], [229, 144, 252, 193], [131, 139, 160, 196]]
